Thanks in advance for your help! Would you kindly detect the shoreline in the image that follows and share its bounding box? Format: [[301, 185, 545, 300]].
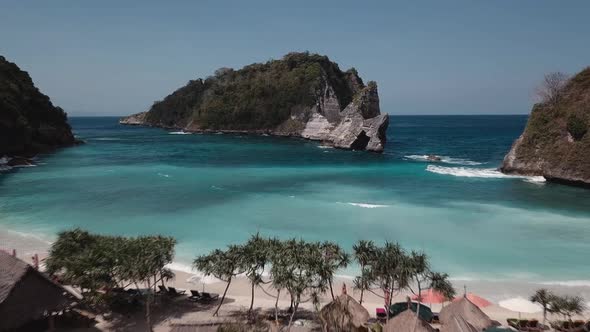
[[2, 226, 590, 319]]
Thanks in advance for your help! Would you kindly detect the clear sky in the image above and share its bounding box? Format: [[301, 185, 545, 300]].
[[1, 1, 589, 116]]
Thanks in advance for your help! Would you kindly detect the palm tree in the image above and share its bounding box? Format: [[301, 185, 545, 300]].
[[562, 296, 586, 322], [530, 289, 555, 327], [353, 240, 377, 304]]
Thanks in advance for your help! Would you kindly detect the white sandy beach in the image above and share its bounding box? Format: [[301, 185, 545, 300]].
[[1, 228, 589, 331]]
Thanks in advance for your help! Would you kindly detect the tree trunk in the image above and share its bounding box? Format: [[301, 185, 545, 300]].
[[214, 278, 232, 317], [413, 284, 422, 332], [274, 289, 281, 326], [329, 279, 335, 300], [146, 279, 153, 332], [359, 287, 364, 305], [248, 281, 255, 315], [287, 296, 300, 331]]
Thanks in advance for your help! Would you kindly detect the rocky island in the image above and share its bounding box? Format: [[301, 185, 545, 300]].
[[120, 52, 388, 152], [0, 56, 77, 165], [501, 68, 590, 187]]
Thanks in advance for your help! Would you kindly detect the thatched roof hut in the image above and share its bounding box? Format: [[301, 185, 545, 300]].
[[320, 294, 370, 332], [383, 309, 436, 332], [440, 315, 479, 332], [440, 297, 494, 331], [0, 251, 71, 331]]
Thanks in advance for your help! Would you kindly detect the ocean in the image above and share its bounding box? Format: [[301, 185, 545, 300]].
[[1, 115, 590, 291]]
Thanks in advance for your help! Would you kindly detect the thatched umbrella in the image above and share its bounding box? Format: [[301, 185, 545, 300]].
[[440, 315, 479, 332], [383, 309, 436, 332], [440, 297, 494, 331], [320, 294, 370, 332]]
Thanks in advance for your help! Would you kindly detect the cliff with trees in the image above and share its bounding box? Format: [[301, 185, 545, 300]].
[[501, 68, 590, 187], [120, 52, 388, 152]]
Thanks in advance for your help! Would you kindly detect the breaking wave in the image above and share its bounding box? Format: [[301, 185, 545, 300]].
[[344, 202, 390, 208], [426, 165, 546, 183], [405, 154, 483, 166], [169, 131, 191, 135]]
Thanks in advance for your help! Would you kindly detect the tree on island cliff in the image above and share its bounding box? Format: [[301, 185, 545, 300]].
[[194, 245, 244, 316], [535, 72, 570, 106]]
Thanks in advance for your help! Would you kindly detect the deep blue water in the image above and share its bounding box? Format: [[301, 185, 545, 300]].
[[1, 115, 590, 283]]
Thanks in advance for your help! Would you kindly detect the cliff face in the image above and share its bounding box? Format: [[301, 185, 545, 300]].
[[501, 67, 590, 186], [120, 52, 388, 152], [0, 56, 76, 157]]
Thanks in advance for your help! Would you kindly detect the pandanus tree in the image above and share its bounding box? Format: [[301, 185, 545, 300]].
[[238, 233, 272, 316], [406, 250, 455, 332], [194, 245, 244, 316], [352, 240, 378, 305], [367, 242, 411, 324], [319, 241, 350, 300], [530, 289, 555, 327], [270, 239, 329, 330]]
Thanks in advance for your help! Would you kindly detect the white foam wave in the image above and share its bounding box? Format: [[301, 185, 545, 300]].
[[157, 173, 170, 178], [538, 280, 590, 287], [345, 202, 390, 208], [0, 156, 9, 164], [405, 154, 483, 166], [166, 262, 222, 284], [318, 145, 333, 149], [169, 131, 191, 135], [426, 165, 546, 183], [93, 137, 121, 141]]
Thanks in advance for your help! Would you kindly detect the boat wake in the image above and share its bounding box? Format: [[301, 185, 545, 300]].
[[426, 165, 546, 183], [405, 154, 483, 166]]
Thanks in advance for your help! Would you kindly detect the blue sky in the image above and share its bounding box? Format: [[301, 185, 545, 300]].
[[1, 1, 589, 116]]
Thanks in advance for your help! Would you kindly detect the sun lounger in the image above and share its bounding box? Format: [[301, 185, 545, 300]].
[[168, 287, 186, 296], [188, 290, 202, 301], [200, 292, 219, 301], [158, 285, 168, 294]]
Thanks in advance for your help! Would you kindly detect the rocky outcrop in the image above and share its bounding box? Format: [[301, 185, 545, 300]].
[[120, 52, 388, 152], [501, 67, 590, 187], [0, 56, 77, 157]]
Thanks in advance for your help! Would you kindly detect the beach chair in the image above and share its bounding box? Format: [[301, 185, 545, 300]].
[[158, 285, 168, 294], [188, 290, 202, 301], [528, 320, 541, 332], [376, 308, 387, 323], [200, 292, 219, 301], [167, 287, 186, 296]]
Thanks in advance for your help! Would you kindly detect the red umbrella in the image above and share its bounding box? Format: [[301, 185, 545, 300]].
[[411, 289, 447, 304], [453, 293, 492, 308]]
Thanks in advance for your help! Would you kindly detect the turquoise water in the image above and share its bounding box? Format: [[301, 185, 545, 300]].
[[1, 116, 590, 283]]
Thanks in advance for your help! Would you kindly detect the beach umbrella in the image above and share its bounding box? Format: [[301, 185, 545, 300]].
[[498, 297, 542, 319], [320, 294, 370, 332], [453, 293, 492, 308], [383, 309, 436, 332], [441, 315, 478, 332], [412, 289, 447, 304], [440, 297, 495, 331]]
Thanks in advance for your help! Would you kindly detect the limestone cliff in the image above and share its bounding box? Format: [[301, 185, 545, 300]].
[[120, 52, 388, 152], [501, 67, 590, 186], [0, 56, 76, 157]]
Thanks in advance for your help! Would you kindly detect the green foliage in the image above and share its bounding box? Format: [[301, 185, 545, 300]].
[[46, 229, 176, 308], [567, 114, 587, 141], [0, 56, 74, 155], [146, 52, 363, 130]]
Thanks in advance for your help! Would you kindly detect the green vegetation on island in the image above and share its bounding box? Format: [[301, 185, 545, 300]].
[[0, 56, 76, 157]]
